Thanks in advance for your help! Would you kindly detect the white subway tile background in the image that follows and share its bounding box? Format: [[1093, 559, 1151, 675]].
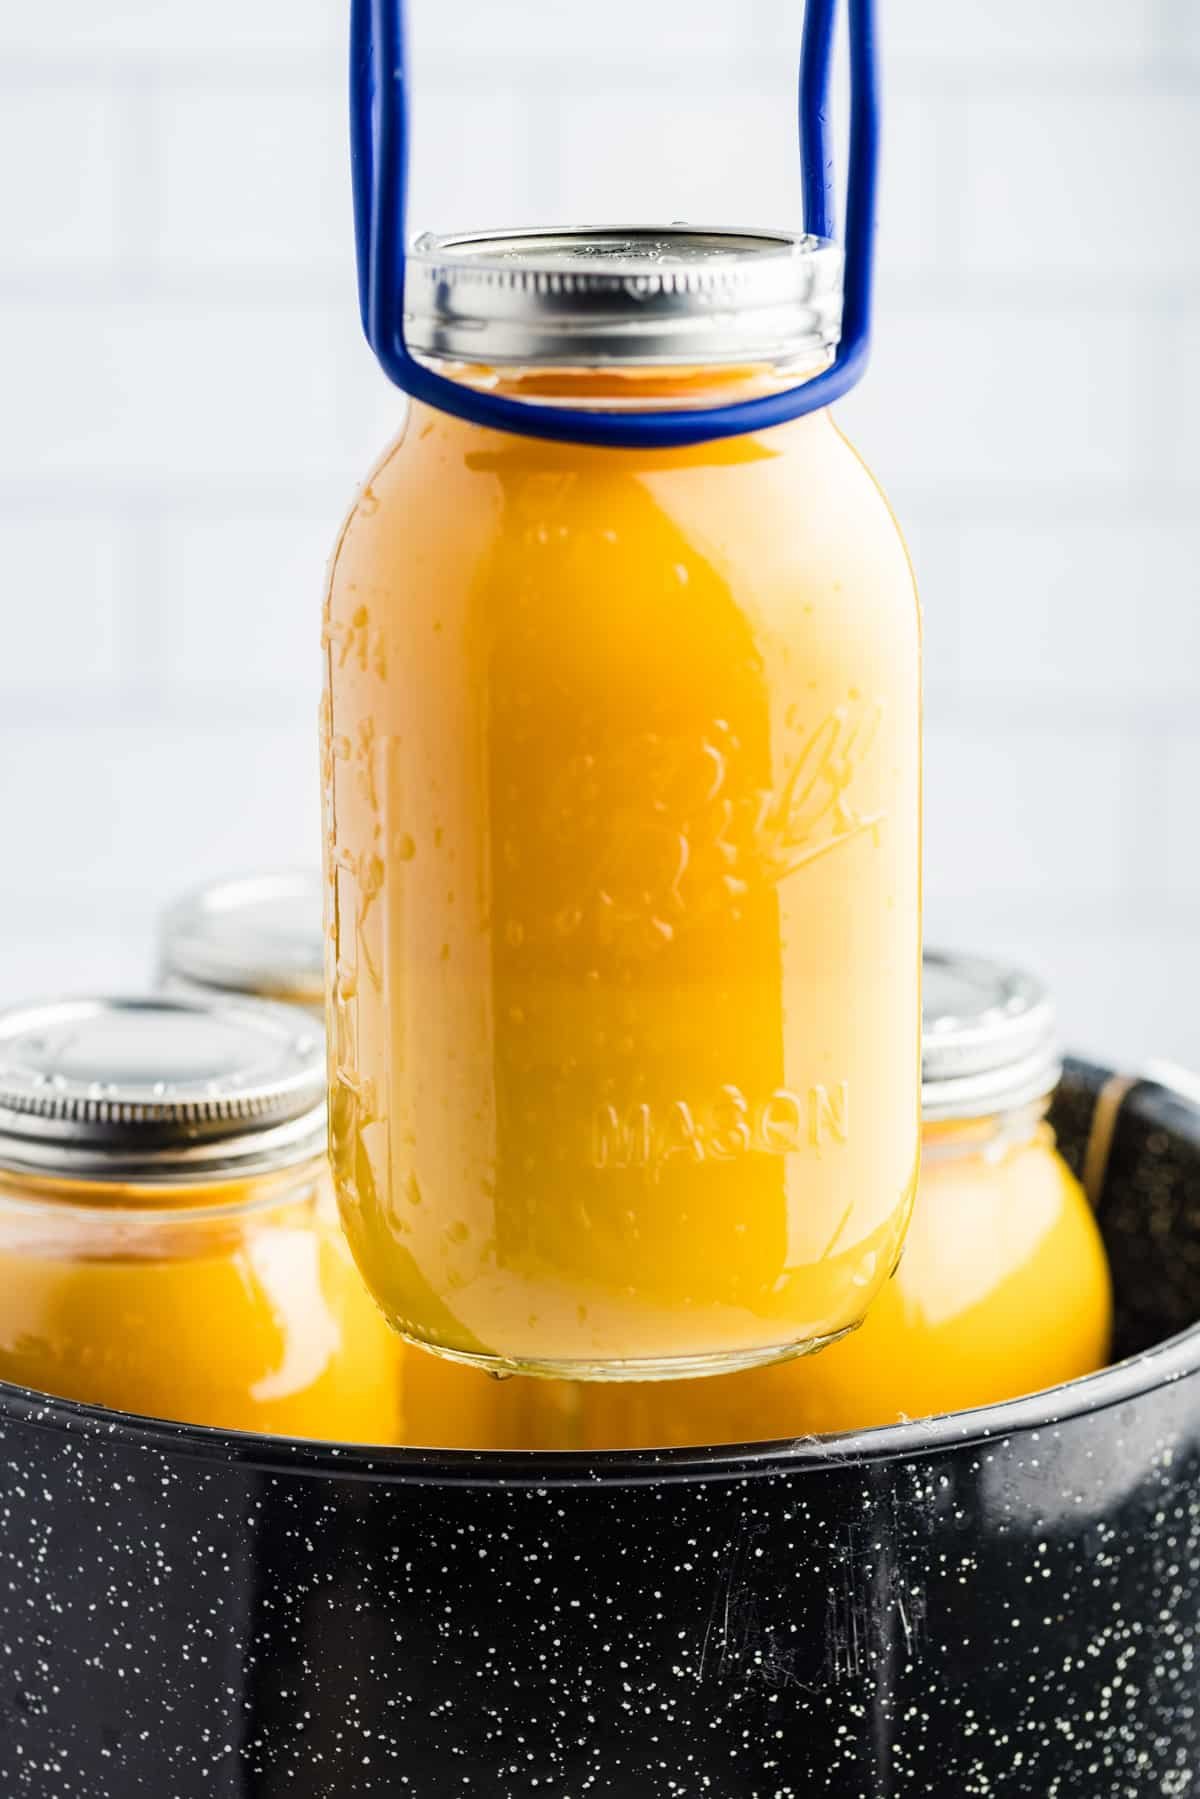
[[0, 0, 1197, 1070]]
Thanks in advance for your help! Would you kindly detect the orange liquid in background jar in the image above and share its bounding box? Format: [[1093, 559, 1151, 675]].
[[0, 1168, 402, 1442], [323, 365, 922, 1378]]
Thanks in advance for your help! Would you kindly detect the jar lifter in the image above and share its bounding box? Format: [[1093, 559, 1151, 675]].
[[350, 0, 879, 447]]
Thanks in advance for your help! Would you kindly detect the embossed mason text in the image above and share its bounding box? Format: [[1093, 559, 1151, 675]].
[[591, 1083, 850, 1173]]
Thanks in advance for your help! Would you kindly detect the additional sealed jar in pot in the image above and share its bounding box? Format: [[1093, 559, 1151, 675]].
[[158, 872, 325, 1013], [549, 952, 1112, 1448], [0, 997, 400, 1441], [324, 226, 922, 1380]]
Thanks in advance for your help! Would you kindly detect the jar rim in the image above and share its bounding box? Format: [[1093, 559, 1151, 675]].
[[0, 1150, 327, 1214]]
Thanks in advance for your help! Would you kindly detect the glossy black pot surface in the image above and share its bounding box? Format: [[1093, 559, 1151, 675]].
[[2, 1060, 1198, 1799]]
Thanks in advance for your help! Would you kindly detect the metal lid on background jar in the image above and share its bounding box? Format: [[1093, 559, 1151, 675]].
[[0, 996, 326, 1182], [404, 225, 844, 369], [922, 951, 1061, 1123], [158, 871, 324, 1010]]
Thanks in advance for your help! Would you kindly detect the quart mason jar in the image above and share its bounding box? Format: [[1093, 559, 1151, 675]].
[[323, 227, 922, 1379], [0, 997, 400, 1441]]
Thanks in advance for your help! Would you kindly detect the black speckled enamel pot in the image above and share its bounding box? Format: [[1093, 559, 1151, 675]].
[[2, 1059, 1199, 1799]]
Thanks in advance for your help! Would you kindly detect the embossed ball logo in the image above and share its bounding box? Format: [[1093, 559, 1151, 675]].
[[536, 701, 885, 958]]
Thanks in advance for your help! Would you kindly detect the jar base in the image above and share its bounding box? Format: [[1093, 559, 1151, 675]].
[[403, 1325, 858, 1384]]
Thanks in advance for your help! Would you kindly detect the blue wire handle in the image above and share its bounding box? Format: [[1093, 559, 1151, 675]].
[[351, 0, 879, 449]]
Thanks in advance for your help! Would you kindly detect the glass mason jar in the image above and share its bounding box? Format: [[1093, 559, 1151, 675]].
[[323, 227, 923, 1380], [536, 953, 1112, 1449], [0, 996, 400, 1442], [158, 871, 325, 1013]]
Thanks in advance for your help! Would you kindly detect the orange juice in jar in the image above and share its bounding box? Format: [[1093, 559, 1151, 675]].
[[323, 224, 922, 1380], [554, 953, 1112, 1449], [0, 997, 400, 1442]]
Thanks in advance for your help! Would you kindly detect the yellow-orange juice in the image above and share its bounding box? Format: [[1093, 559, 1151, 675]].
[[323, 231, 921, 1379], [0, 1167, 400, 1441]]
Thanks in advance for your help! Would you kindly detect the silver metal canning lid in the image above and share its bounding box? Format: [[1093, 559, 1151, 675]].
[[0, 996, 326, 1182], [922, 950, 1061, 1123], [158, 871, 324, 1009], [404, 225, 843, 369]]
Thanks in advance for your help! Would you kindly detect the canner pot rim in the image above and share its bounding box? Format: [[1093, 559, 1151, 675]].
[[0, 1321, 1188, 1491]]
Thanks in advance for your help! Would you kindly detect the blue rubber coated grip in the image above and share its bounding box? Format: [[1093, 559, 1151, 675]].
[[350, 0, 879, 449]]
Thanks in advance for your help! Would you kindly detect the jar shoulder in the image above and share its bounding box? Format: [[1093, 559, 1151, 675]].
[[328, 406, 919, 638]]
